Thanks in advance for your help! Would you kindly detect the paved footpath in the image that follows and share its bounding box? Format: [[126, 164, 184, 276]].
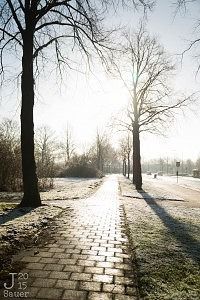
[[2, 175, 138, 300]]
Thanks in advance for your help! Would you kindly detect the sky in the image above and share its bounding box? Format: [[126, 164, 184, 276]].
[[0, 1, 200, 161]]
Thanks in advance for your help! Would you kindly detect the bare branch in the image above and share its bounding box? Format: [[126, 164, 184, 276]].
[[0, 28, 22, 46], [6, 0, 24, 34]]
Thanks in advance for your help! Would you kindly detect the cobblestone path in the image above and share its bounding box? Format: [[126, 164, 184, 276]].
[[2, 175, 138, 300]]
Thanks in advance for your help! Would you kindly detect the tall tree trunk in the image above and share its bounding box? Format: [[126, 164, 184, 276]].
[[19, 31, 41, 207], [132, 136, 135, 184], [133, 122, 142, 190], [124, 159, 127, 177], [127, 152, 130, 179]]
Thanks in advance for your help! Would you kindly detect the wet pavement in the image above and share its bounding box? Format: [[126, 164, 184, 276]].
[[1, 175, 138, 300]]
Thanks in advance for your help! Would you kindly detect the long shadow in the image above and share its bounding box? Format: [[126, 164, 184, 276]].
[[0, 207, 34, 225], [138, 190, 200, 265]]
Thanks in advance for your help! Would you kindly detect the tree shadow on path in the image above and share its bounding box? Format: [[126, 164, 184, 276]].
[[0, 207, 34, 225], [138, 190, 200, 265]]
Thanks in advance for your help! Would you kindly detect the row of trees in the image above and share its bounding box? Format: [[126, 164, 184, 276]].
[[0, 0, 199, 205], [0, 121, 56, 192], [0, 119, 121, 191], [142, 158, 200, 176]]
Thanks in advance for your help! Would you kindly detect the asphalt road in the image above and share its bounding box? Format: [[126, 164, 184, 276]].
[[142, 174, 200, 207]]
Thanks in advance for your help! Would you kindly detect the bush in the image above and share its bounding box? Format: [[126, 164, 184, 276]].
[[60, 165, 103, 178], [58, 154, 103, 178]]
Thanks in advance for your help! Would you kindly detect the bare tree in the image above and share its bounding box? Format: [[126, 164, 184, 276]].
[[95, 130, 110, 173], [60, 124, 75, 166], [0, 119, 21, 191], [35, 126, 57, 189], [113, 23, 194, 189], [0, 0, 153, 207], [119, 134, 132, 178]]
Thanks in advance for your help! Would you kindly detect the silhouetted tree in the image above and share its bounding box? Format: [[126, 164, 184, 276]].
[[113, 23, 194, 189], [119, 135, 132, 178], [60, 124, 75, 166], [35, 125, 56, 189]]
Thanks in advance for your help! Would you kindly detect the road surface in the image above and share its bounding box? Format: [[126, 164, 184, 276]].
[[142, 174, 200, 208]]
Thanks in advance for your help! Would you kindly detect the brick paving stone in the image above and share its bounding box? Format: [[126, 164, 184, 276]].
[[40, 257, 59, 264], [115, 252, 129, 259], [32, 278, 56, 288], [105, 268, 124, 276], [26, 263, 45, 270], [49, 271, 71, 280], [49, 247, 65, 253], [106, 257, 123, 263], [55, 279, 78, 289], [96, 262, 114, 268], [75, 245, 91, 250], [88, 292, 113, 300], [99, 251, 115, 257], [62, 290, 87, 300], [94, 239, 109, 244], [93, 274, 113, 283], [99, 243, 115, 248], [107, 247, 123, 253], [79, 281, 101, 291], [103, 283, 125, 294], [70, 272, 92, 281], [77, 260, 96, 267], [52, 253, 71, 259], [85, 266, 104, 274], [71, 254, 88, 260], [36, 287, 63, 299], [82, 250, 98, 255], [21, 256, 41, 263], [114, 263, 132, 270], [65, 248, 81, 254], [38, 247, 51, 252], [91, 246, 107, 252], [63, 265, 84, 272], [59, 258, 77, 265], [112, 241, 122, 245], [89, 255, 105, 262], [44, 264, 64, 271], [114, 276, 133, 285], [89, 242, 100, 247], [27, 270, 51, 278], [35, 252, 54, 258]]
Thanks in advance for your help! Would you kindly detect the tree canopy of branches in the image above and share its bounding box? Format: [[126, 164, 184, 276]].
[[172, 0, 200, 74], [0, 0, 153, 207], [113, 24, 193, 189]]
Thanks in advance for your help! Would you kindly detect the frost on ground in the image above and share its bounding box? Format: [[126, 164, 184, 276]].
[[0, 177, 102, 284], [0, 177, 103, 204], [119, 175, 200, 300]]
